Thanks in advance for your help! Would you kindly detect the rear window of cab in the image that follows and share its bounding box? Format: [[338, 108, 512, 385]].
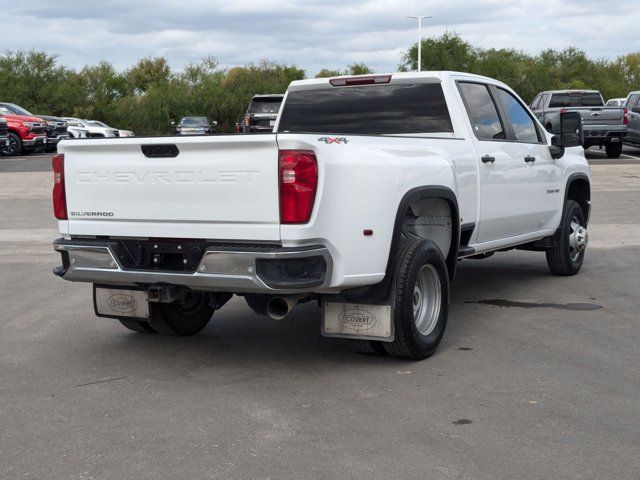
[[278, 83, 453, 135]]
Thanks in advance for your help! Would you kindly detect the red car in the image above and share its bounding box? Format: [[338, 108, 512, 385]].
[[0, 105, 47, 156]]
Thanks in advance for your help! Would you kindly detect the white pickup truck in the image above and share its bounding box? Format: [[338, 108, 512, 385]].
[[52, 71, 591, 360]]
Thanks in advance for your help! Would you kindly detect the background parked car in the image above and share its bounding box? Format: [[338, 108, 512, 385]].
[[0, 118, 8, 154], [63, 118, 119, 138], [87, 120, 134, 137], [0, 105, 47, 156], [242, 94, 284, 133], [0, 102, 69, 151], [624, 91, 640, 148], [530, 89, 627, 158], [172, 116, 217, 135], [66, 125, 89, 139], [606, 98, 627, 107]]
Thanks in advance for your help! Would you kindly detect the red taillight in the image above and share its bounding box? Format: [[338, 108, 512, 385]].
[[244, 114, 251, 127], [329, 75, 392, 87], [624, 108, 629, 126], [559, 108, 568, 114], [52, 153, 67, 220], [278, 150, 318, 224]]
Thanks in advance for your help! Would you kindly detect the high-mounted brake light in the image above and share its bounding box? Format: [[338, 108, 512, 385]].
[[52, 153, 67, 220], [623, 108, 629, 126], [329, 75, 392, 87], [279, 150, 318, 224]]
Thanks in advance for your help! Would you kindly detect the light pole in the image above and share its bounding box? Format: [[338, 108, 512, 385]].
[[407, 15, 432, 72]]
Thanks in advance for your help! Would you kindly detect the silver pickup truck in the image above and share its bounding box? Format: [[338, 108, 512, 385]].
[[530, 90, 627, 158]]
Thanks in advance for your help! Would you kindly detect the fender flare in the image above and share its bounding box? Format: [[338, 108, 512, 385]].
[[565, 172, 591, 224], [337, 186, 459, 304]]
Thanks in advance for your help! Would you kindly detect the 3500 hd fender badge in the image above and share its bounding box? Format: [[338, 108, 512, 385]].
[[318, 137, 348, 144]]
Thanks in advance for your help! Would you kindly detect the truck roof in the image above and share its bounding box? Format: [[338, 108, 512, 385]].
[[287, 71, 509, 91], [541, 89, 601, 94]]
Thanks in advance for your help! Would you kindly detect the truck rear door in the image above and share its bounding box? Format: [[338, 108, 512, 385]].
[[60, 135, 281, 241]]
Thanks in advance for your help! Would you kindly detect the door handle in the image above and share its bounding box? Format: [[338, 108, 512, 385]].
[[524, 155, 536, 163], [481, 155, 495, 164]]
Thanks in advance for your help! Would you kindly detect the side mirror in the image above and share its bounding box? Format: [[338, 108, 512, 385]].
[[170, 121, 176, 126], [549, 111, 583, 159]]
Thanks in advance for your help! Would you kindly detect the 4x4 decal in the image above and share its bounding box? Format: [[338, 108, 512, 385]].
[[318, 137, 348, 144]]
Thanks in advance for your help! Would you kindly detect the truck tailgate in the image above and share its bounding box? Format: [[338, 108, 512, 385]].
[[60, 135, 281, 241], [572, 107, 624, 126]]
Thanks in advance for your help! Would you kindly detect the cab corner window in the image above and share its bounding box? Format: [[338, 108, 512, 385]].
[[458, 82, 505, 141]]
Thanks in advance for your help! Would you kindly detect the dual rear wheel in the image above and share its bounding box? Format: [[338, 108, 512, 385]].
[[350, 238, 450, 361]]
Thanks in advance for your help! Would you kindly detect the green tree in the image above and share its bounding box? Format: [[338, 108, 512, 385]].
[[127, 56, 172, 94], [400, 32, 477, 72], [345, 63, 374, 75], [315, 69, 342, 78]]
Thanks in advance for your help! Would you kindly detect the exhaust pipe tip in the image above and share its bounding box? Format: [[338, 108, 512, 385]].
[[266, 297, 290, 320]]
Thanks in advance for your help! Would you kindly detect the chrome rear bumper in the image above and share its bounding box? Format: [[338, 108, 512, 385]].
[[53, 239, 332, 293]]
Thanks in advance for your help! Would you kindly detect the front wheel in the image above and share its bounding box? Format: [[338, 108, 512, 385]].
[[6, 133, 22, 156], [149, 292, 214, 336], [605, 142, 623, 158], [384, 238, 450, 360], [546, 200, 587, 276]]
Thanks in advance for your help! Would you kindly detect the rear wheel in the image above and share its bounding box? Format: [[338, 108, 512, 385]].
[[118, 318, 157, 333], [384, 238, 449, 360], [546, 200, 587, 276], [149, 292, 214, 336], [605, 142, 622, 158], [6, 133, 22, 156]]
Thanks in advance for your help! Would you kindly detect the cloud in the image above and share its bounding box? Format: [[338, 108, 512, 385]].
[[3, 0, 638, 75]]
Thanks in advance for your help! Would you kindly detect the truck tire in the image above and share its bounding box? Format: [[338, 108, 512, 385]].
[[605, 142, 622, 158], [149, 293, 214, 336], [118, 318, 157, 333], [384, 238, 449, 360], [349, 339, 388, 356], [546, 200, 587, 276], [6, 133, 22, 156]]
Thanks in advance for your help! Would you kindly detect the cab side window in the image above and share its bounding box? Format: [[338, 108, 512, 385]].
[[458, 82, 505, 141], [627, 94, 640, 108], [495, 88, 541, 144]]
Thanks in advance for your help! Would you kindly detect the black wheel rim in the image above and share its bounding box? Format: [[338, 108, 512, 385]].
[[7, 137, 17, 154]]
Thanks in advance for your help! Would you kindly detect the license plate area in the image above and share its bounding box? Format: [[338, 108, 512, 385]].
[[322, 302, 394, 342], [94, 285, 149, 319]]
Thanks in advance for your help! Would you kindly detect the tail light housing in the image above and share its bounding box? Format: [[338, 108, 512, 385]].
[[52, 154, 67, 220], [623, 108, 629, 126], [244, 114, 251, 127], [279, 150, 318, 224]]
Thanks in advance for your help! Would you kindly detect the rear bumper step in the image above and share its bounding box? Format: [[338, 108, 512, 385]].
[[53, 239, 332, 293]]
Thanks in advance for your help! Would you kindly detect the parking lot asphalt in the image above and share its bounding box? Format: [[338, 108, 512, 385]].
[[1, 149, 639, 479]]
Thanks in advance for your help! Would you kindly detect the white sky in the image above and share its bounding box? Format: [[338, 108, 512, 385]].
[[4, 0, 638, 75]]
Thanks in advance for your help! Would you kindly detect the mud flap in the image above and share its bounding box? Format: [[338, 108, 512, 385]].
[[322, 302, 394, 342], [93, 285, 150, 319]]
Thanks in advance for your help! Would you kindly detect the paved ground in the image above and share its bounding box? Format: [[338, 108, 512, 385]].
[[1, 150, 639, 479]]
